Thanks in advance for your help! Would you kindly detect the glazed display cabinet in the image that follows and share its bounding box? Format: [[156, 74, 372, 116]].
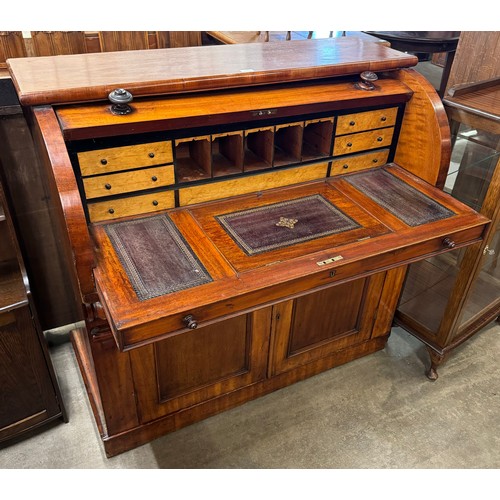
[[396, 77, 500, 379]]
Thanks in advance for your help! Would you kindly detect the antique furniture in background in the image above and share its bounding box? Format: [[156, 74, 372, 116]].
[[7, 39, 489, 456], [0, 162, 66, 445], [206, 31, 386, 45], [396, 77, 500, 379], [445, 31, 500, 94], [364, 31, 461, 97]]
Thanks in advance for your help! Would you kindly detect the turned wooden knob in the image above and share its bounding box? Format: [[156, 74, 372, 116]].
[[442, 237, 456, 249], [183, 314, 198, 329], [354, 71, 378, 91]]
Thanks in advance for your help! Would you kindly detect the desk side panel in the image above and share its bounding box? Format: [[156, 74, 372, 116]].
[[394, 69, 451, 188], [32, 106, 96, 302]]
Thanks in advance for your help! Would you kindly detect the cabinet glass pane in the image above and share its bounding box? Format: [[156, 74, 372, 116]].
[[444, 122, 500, 212], [458, 222, 500, 329], [398, 248, 465, 334]]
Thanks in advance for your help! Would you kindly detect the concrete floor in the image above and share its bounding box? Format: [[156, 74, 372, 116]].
[[0, 322, 499, 469]]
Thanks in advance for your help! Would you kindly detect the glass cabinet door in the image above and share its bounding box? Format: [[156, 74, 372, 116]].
[[457, 221, 499, 332], [397, 121, 500, 338]]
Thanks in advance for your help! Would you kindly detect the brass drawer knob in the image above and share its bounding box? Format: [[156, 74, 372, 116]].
[[183, 314, 198, 329], [105, 183, 112, 190], [443, 237, 456, 249]]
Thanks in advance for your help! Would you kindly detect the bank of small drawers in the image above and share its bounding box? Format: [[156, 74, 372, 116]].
[[78, 141, 175, 222]]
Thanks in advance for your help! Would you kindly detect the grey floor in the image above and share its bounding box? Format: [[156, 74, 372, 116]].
[[0, 322, 499, 469]]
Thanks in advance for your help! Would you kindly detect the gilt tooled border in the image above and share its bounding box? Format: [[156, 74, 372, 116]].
[[216, 194, 360, 256], [346, 169, 455, 227]]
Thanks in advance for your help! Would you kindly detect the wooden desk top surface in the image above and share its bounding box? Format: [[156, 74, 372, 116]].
[[7, 38, 417, 106]]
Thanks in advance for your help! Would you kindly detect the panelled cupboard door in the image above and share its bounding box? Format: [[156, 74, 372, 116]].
[[0, 307, 61, 442], [131, 308, 272, 422], [269, 273, 386, 376]]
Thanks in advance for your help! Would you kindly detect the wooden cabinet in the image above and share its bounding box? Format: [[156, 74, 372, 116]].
[[7, 39, 489, 456], [0, 179, 66, 445], [396, 78, 500, 379]]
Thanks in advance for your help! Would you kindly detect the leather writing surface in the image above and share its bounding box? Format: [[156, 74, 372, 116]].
[[105, 214, 212, 300], [216, 194, 360, 255], [346, 169, 455, 226]]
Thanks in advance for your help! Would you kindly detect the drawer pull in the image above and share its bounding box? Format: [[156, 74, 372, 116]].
[[152, 176, 158, 182], [149, 152, 155, 158], [105, 183, 112, 190], [381, 116, 387, 122], [377, 136, 383, 142], [443, 238, 456, 249], [183, 314, 198, 329], [354, 71, 378, 91], [152, 200, 159, 206], [108, 208, 115, 214], [347, 142, 353, 147], [373, 159, 378, 163], [100, 159, 108, 165], [349, 121, 356, 126], [108, 88, 133, 115], [343, 164, 349, 169]]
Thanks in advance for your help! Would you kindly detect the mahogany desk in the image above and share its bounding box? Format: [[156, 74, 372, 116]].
[[8, 38, 489, 456]]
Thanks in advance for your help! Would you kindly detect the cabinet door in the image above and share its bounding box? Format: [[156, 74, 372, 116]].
[[269, 274, 386, 376], [131, 307, 272, 422], [0, 307, 61, 442]]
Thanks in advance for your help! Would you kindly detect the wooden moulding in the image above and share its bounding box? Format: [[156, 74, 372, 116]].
[[7, 38, 418, 106]]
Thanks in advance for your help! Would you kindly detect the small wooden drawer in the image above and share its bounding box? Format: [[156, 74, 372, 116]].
[[329, 150, 389, 176], [83, 165, 175, 200], [336, 107, 398, 135], [87, 191, 176, 222], [333, 128, 394, 156], [78, 141, 173, 176]]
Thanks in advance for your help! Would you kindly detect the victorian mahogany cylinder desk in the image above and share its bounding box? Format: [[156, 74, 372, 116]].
[[7, 39, 489, 456]]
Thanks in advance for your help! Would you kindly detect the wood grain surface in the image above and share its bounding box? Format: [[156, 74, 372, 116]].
[[8, 38, 418, 106]]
